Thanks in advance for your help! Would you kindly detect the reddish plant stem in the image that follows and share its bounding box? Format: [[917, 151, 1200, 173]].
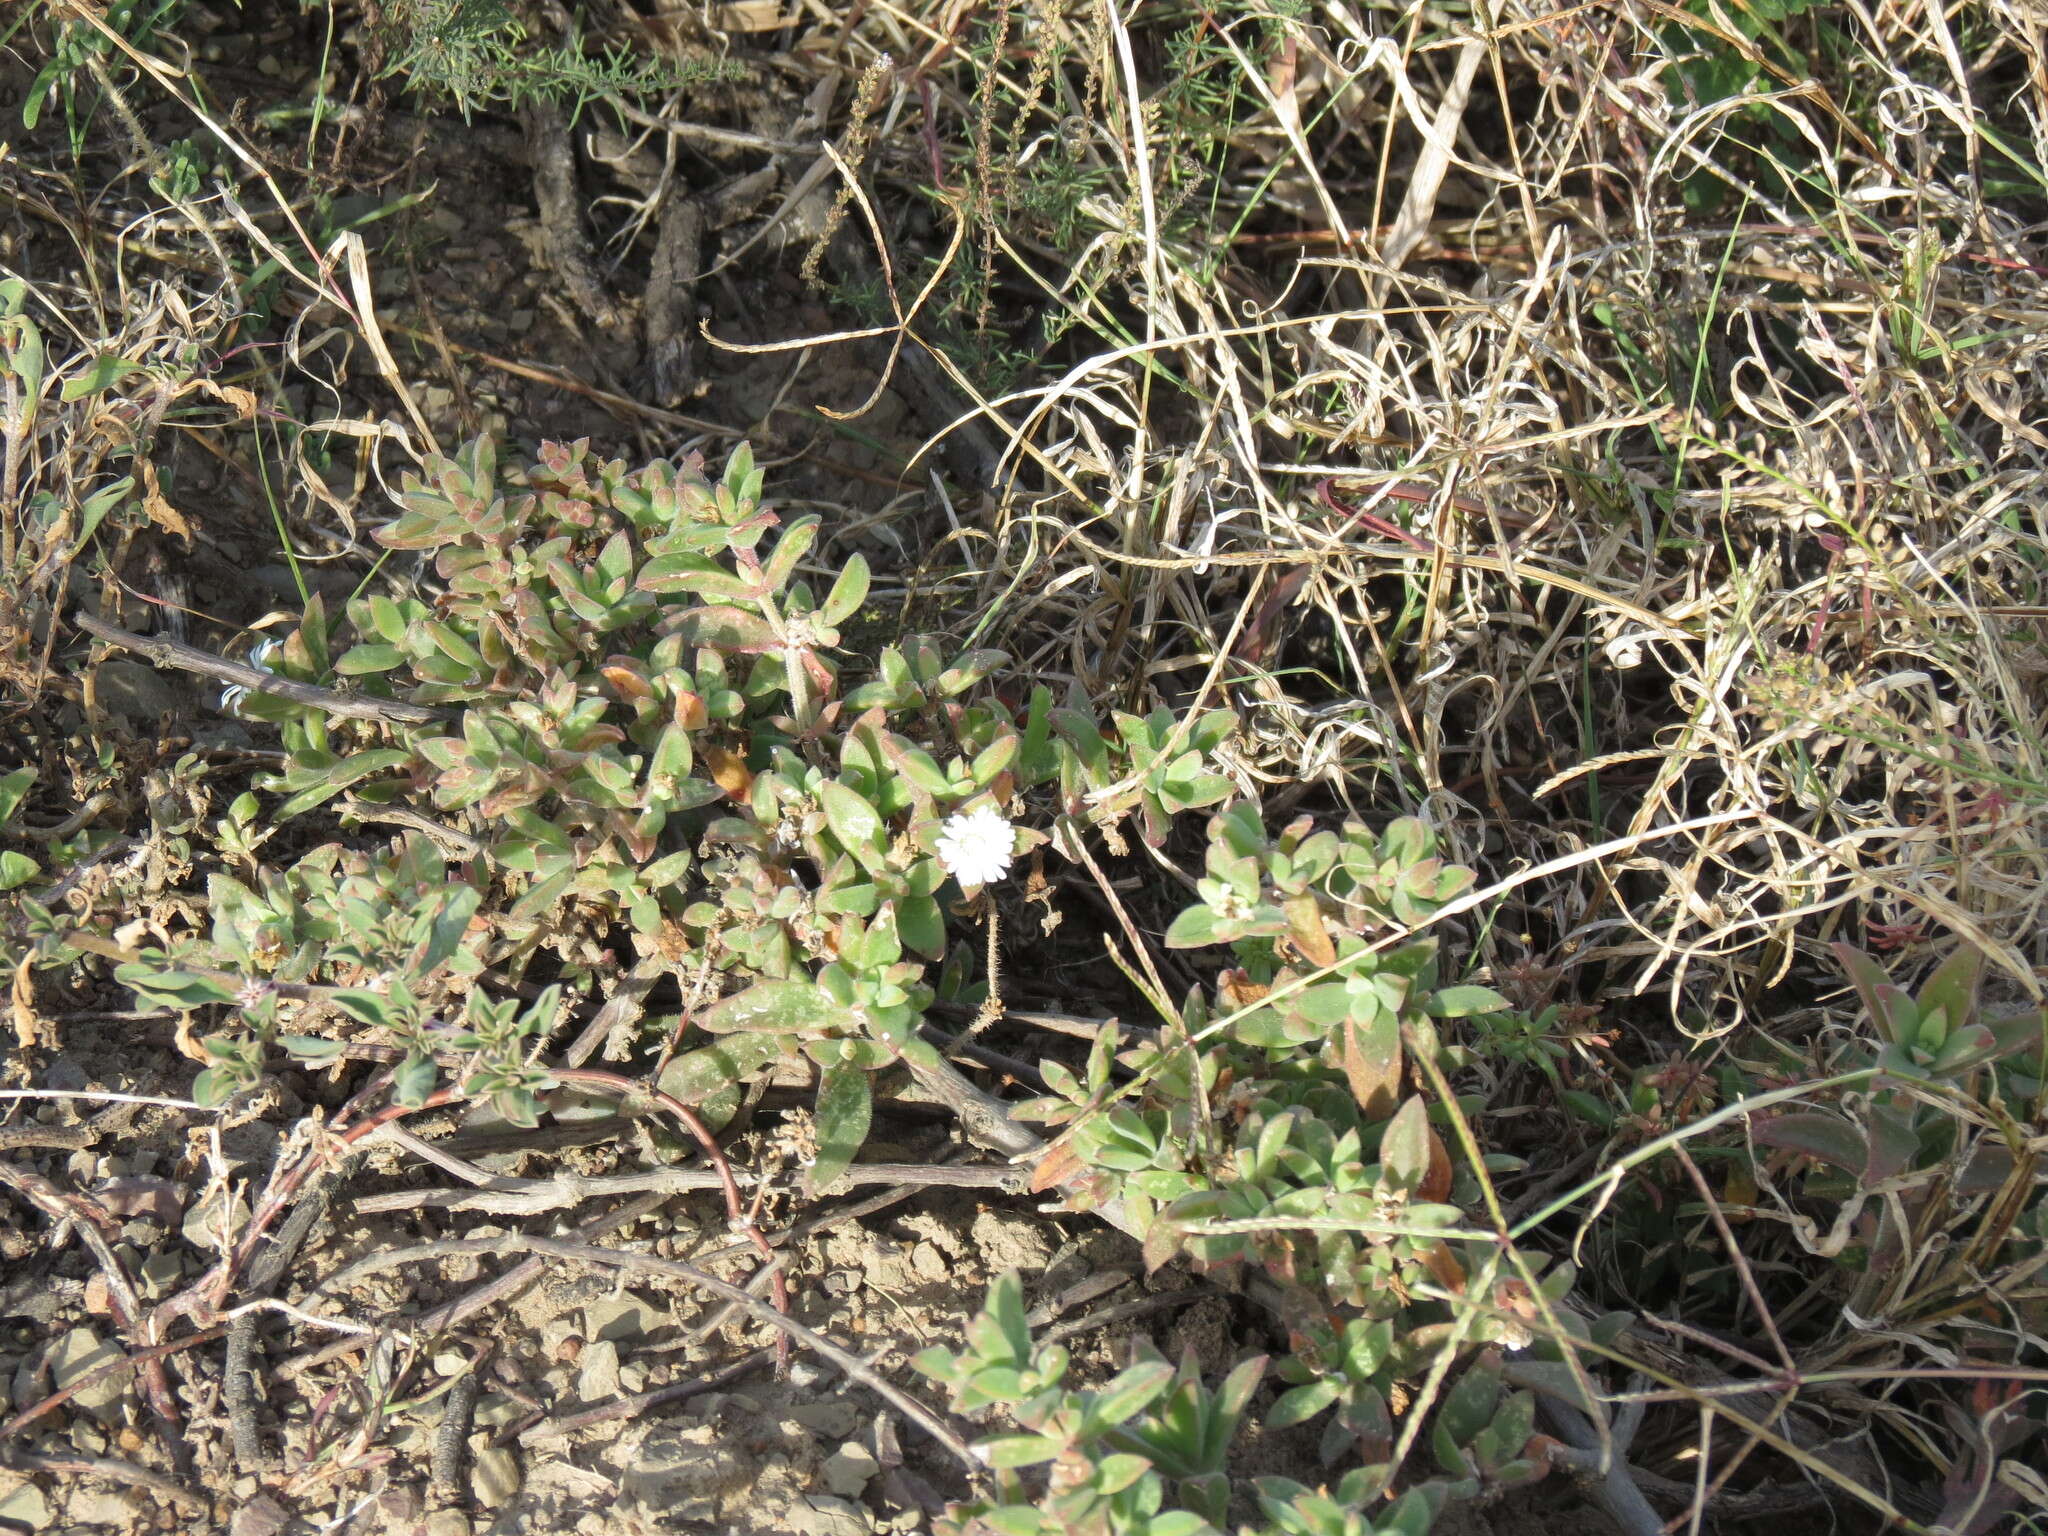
[[0, 1162, 187, 1457], [918, 76, 948, 192], [199, 1088, 462, 1320], [552, 1067, 792, 1366], [157, 1062, 783, 1367], [0, 1327, 226, 1442]]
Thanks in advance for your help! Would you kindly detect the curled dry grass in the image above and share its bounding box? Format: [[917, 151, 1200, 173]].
[[899, 0, 2048, 1016], [844, 0, 2048, 1518]]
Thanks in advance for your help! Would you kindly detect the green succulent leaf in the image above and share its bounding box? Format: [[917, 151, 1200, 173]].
[[819, 555, 870, 625], [117, 965, 239, 1010], [1751, 1111, 1867, 1179], [701, 980, 857, 1037], [0, 767, 36, 825], [1267, 1378, 1343, 1429], [392, 1052, 439, 1107], [811, 1059, 873, 1189], [0, 851, 40, 891], [818, 780, 886, 866], [1428, 985, 1510, 1018], [655, 1031, 788, 1117]]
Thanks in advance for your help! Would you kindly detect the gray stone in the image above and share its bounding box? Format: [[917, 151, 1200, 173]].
[[140, 1253, 182, 1299], [68, 1416, 108, 1453], [909, 1242, 947, 1282], [473, 1393, 521, 1429], [789, 1400, 859, 1439], [94, 659, 179, 723], [66, 1484, 140, 1525], [0, 1476, 52, 1531], [41, 1058, 88, 1093], [469, 1445, 521, 1508], [383, 1422, 429, 1456], [228, 1492, 292, 1536], [619, 1423, 751, 1521], [48, 1327, 126, 1416], [182, 1186, 248, 1253], [821, 1441, 879, 1498], [787, 1495, 871, 1536], [576, 1339, 620, 1402], [424, 1510, 470, 1536], [582, 1294, 660, 1344]]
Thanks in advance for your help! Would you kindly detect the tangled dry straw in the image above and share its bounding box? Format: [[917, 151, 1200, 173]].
[[919, 0, 2048, 1041]]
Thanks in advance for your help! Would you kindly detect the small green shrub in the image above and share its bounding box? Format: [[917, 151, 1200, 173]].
[[94, 438, 1597, 1533], [964, 809, 1615, 1532], [917, 1273, 1547, 1536], [1748, 942, 2048, 1321], [364, 0, 738, 117], [120, 436, 1237, 1173]]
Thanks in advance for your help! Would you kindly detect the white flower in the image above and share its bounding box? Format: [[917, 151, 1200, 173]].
[[934, 805, 1015, 887], [221, 637, 282, 716]]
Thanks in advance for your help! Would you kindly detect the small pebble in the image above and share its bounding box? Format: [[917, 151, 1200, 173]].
[[140, 1253, 183, 1299], [822, 1441, 879, 1498], [48, 1327, 126, 1415], [789, 1400, 858, 1439], [577, 1339, 620, 1401], [469, 1446, 521, 1508], [0, 1478, 51, 1532], [583, 1295, 659, 1344], [68, 1487, 140, 1526]]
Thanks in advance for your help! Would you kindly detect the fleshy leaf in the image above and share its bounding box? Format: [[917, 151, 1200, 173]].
[[811, 1059, 873, 1189], [702, 981, 857, 1036], [1752, 1111, 1867, 1178]]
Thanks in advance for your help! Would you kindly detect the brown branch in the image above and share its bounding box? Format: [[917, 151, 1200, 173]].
[[561, 953, 669, 1067], [552, 1067, 791, 1365], [353, 1158, 1022, 1217], [337, 797, 481, 857], [902, 1049, 1044, 1161], [0, 1163, 187, 1455], [515, 1345, 773, 1444], [281, 1193, 670, 1381], [0, 1446, 206, 1513], [0, 1327, 226, 1442], [523, 99, 623, 331], [517, 1235, 983, 1472], [225, 1154, 353, 1472], [431, 1348, 486, 1500], [72, 610, 448, 726]]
